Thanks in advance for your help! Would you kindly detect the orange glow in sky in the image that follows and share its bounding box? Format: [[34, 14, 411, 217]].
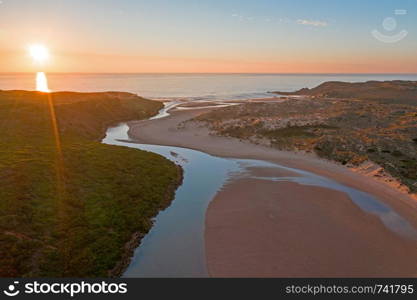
[[0, 0, 416, 73]]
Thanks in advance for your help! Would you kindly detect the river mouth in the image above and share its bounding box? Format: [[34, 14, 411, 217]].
[[102, 123, 417, 278]]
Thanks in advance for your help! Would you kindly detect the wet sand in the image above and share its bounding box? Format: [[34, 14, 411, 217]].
[[206, 173, 417, 277], [128, 107, 417, 277]]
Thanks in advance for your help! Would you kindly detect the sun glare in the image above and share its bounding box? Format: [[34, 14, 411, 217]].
[[28, 44, 51, 92], [36, 72, 50, 92], [29, 44, 49, 64]]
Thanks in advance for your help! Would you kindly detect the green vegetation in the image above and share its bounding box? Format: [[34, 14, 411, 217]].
[[0, 90, 182, 277], [260, 125, 337, 139]]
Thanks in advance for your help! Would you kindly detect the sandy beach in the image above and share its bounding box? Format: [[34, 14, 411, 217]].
[[207, 176, 417, 277], [128, 106, 417, 277]]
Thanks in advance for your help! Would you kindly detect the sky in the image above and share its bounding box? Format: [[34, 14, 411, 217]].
[[0, 0, 416, 73]]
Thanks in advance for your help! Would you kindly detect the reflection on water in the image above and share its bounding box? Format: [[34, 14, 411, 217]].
[[149, 101, 181, 120], [250, 162, 417, 241], [103, 123, 417, 277], [103, 124, 241, 277], [36, 72, 50, 92]]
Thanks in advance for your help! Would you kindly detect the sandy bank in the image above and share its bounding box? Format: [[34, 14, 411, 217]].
[[206, 176, 417, 277], [128, 108, 417, 277], [127, 109, 417, 218]]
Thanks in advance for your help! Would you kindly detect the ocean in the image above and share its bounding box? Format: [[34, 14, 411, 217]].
[[1, 73, 417, 101]]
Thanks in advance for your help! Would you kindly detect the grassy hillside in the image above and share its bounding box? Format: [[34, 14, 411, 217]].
[[0, 90, 182, 277]]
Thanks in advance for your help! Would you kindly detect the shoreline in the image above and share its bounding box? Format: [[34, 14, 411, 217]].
[[127, 106, 417, 277], [100, 108, 184, 278], [127, 107, 417, 214], [108, 164, 184, 277]]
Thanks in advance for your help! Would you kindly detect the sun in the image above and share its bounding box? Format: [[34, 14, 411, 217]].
[[29, 44, 49, 64]]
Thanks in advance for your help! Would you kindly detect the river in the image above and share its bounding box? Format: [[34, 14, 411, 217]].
[[102, 113, 417, 277]]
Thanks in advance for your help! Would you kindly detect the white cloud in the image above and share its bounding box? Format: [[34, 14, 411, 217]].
[[231, 14, 255, 22], [296, 19, 328, 27]]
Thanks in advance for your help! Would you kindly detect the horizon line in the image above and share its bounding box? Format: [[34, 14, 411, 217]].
[[1, 72, 417, 75]]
